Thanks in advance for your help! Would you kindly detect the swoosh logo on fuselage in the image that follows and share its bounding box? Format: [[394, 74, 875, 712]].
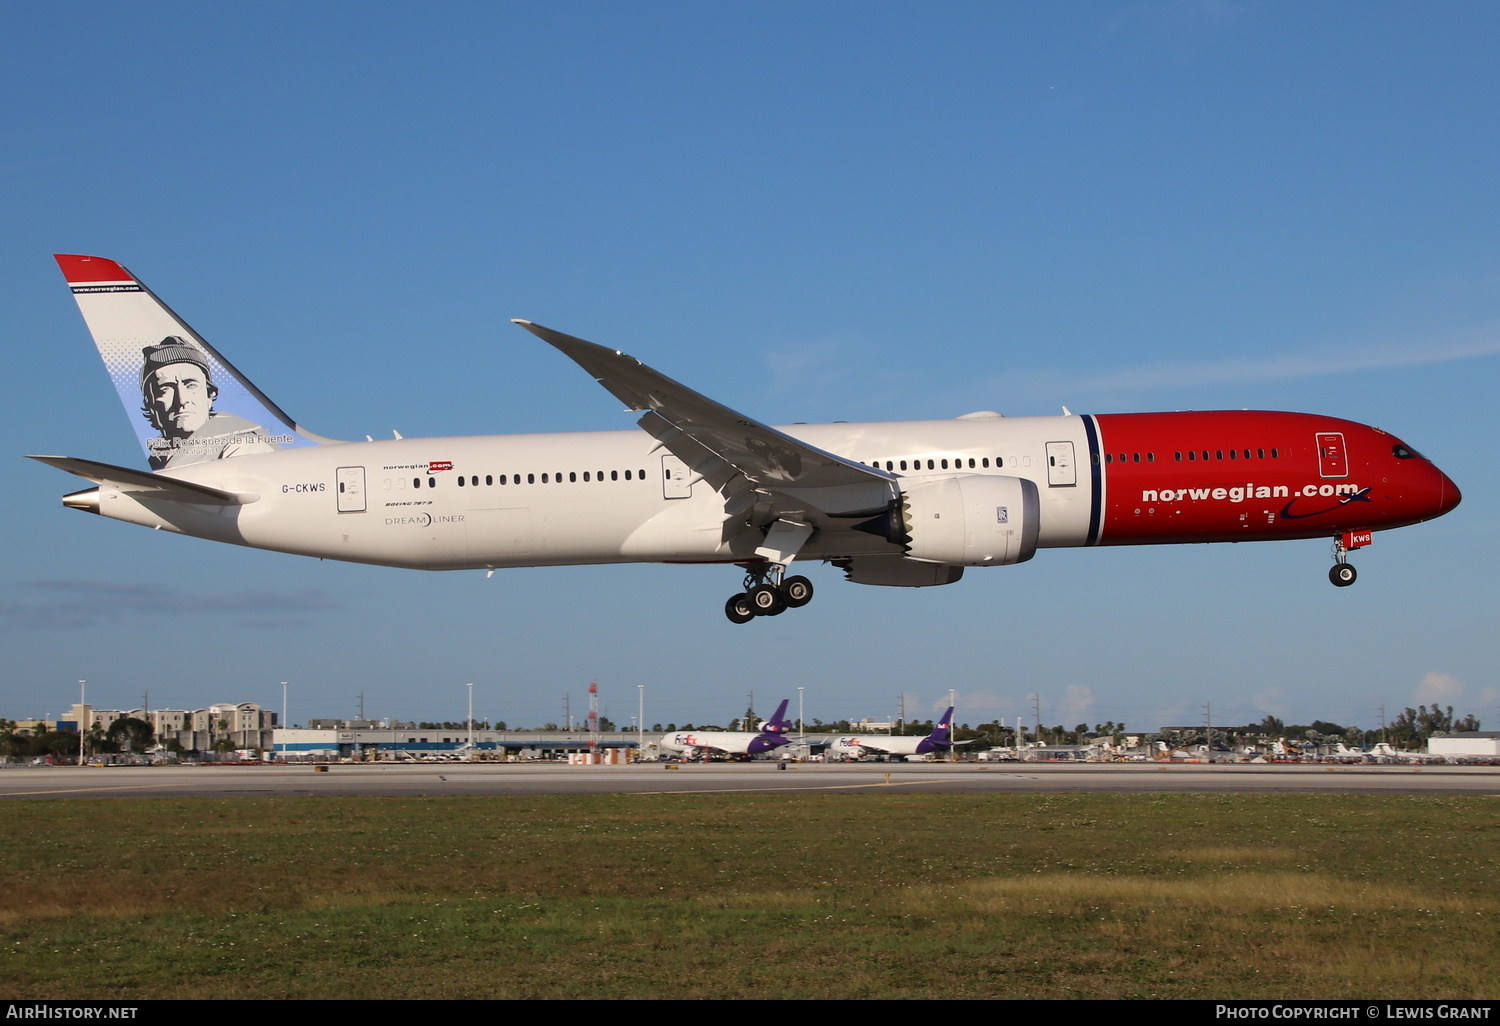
[[1279, 487, 1372, 520]]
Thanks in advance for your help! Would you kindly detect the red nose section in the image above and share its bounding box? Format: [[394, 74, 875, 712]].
[[1434, 466, 1461, 518]]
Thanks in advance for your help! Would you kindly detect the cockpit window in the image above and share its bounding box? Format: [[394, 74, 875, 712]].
[[1392, 444, 1420, 459]]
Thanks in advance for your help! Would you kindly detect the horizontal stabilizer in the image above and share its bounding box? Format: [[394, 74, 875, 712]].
[[27, 456, 258, 505]]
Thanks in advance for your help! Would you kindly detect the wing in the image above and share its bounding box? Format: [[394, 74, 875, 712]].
[[513, 321, 899, 523]]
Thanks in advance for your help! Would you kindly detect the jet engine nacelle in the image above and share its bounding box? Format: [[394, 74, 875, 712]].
[[900, 474, 1040, 566]]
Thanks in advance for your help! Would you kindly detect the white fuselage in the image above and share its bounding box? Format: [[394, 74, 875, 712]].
[[96, 415, 1094, 570], [658, 731, 776, 756], [828, 735, 936, 759]]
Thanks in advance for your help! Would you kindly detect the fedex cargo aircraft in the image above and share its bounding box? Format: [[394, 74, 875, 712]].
[[35, 255, 1460, 623], [657, 699, 795, 758], [828, 707, 967, 761]]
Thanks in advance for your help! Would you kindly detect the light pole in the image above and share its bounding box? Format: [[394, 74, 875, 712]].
[[637, 685, 644, 759], [797, 687, 804, 739], [77, 679, 87, 766], [948, 688, 957, 762], [281, 681, 288, 730], [466, 683, 474, 755]]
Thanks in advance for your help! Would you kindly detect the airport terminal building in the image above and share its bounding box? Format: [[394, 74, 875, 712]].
[[272, 727, 642, 761]]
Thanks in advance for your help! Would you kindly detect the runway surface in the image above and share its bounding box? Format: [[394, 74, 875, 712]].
[[2, 761, 1498, 800]]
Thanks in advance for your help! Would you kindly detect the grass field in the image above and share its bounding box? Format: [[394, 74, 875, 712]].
[[1, 792, 1496, 999]]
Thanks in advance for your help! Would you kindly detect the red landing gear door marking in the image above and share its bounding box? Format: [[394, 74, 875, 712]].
[[1341, 529, 1372, 550], [1316, 433, 1348, 478]]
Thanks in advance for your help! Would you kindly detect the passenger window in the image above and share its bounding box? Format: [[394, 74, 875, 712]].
[[427, 477, 435, 488], [982, 458, 989, 468], [528, 473, 535, 484], [899, 460, 907, 470], [940, 459, 948, 470], [412, 478, 420, 489], [457, 476, 465, 487], [625, 470, 632, 480], [1146, 453, 1154, 463], [611, 470, 618, 481], [1228, 450, 1236, 460], [570, 472, 577, 482], [927, 459, 935, 470]]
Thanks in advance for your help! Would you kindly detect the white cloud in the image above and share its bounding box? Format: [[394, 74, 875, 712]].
[[1251, 688, 1289, 718], [988, 330, 1500, 405], [1056, 685, 1097, 727], [1413, 672, 1465, 706]]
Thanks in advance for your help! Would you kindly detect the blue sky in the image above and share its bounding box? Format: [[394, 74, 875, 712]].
[[4, 2, 1498, 735]]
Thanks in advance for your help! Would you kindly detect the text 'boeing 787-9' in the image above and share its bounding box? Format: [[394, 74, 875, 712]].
[[34, 255, 1460, 622]]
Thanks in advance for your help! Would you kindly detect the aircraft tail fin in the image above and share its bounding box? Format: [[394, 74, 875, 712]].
[[916, 706, 957, 754], [54, 255, 339, 471], [746, 699, 795, 754], [761, 699, 794, 737]]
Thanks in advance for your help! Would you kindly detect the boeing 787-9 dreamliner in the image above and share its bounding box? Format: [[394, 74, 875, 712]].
[[34, 255, 1461, 623]]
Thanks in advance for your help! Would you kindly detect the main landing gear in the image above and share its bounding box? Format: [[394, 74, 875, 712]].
[[724, 567, 814, 624]]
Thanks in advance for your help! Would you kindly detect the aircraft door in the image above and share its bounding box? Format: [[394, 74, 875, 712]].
[[336, 466, 366, 512], [1045, 442, 1076, 487], [1316, 433, 1348, 478], [662, 454, 692, 499]]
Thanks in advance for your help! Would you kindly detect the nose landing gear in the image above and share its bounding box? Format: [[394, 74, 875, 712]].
[[724, 566, 815, 623], [1328, 530, 1372, 587]]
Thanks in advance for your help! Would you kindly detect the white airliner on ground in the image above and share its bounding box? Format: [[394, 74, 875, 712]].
[[827, 708, 966, 760], [657, 699, 795, 759], [36, 255, 1460, 622]]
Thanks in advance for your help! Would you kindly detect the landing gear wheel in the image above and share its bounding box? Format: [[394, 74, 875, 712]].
[[1329, 563, 1357, 587], [781, 575, 814, 608], [725, 594, 755, 624], [748, 582, 785, 615]]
